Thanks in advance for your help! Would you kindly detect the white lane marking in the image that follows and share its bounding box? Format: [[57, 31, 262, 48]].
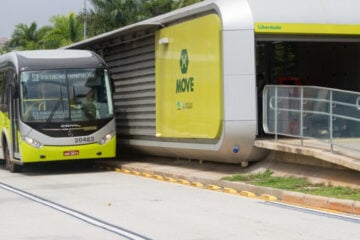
[[0, 182, 152, 240]]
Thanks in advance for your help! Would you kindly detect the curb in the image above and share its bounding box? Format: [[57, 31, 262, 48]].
[[282, 191, 360, 215], [220, 180, 359, 215], [96, 162, 360, 216]]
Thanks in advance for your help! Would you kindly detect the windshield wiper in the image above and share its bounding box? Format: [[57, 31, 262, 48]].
[[47, 85, 65, 123], [46, 98, 64, 123]]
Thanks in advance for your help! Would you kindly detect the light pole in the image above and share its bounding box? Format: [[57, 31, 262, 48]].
[[84, 0, 87, 39]]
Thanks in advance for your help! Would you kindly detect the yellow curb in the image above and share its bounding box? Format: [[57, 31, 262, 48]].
[[191, 182, 204, 188], [142, 172, 153, 178], [239, 191, 256, 198], [280, 201, 343, 215], [121, 169, 131, 174], [153, 175, 165, 180], [223, 187, 238, 194], [164, 177, 177, 182], [260, 194, 278, 201], [131, 171, 142, 176], [207, 184, 221, 190], [114, 168, 122, 172], [178, 179, 190, 185]]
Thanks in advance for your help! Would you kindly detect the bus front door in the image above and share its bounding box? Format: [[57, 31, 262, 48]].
[[9, 85, 20, 160]]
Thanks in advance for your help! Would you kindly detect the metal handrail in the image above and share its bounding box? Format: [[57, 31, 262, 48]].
[[263, 85, 360, 155]]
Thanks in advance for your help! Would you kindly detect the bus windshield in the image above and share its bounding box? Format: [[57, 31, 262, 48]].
[[20, 69, 114, 123]]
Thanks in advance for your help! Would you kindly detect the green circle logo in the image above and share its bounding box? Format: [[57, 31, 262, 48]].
[[179, 49, 189, 74]]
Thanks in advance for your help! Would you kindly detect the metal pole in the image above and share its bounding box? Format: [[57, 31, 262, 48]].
[[329, 90, 333, 152], [275, 87, 278, 141], [300, 87, 304, 146], [84, 0, 87, 39]]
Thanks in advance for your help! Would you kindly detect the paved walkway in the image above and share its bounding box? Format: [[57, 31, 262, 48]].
[[98, 155, 360, 216]]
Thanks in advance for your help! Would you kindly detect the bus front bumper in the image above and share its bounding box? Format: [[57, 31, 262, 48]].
[[20, 137, 116, 163]]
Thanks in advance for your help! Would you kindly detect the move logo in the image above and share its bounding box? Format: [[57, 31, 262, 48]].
[[176, 49, 194, 93]]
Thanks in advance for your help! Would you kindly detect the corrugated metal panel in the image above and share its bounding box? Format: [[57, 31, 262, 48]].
[[103, 33, 156, 138]]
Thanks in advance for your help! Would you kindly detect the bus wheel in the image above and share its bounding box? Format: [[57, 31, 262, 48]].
[[4, 143, 21, 173]]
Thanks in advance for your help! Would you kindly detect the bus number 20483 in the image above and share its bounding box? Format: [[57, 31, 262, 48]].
[[75, 136, 95, 143]]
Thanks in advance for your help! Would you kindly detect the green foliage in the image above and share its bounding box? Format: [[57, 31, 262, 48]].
[[143, 0, 202, 17], [85, 0, 203, 36], [3, 0, 203, 51], [42, 12, 84, 48], [173, 0, 203, 8], [223, 169, 360, 201], [6, 22, 50, 50], [4, 12, 83, 51], [86, 0, 144, 36], [143, 0, 173, 17]]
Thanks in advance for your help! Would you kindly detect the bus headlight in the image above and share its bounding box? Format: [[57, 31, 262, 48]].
[[23, 136, 43, 148], [99, 132, 115, 145]]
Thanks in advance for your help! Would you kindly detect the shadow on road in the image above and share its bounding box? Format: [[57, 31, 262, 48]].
[[0, 160, 109, 176]]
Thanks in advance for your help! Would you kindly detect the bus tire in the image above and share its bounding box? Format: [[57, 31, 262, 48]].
[[4, 143, 21, 173]]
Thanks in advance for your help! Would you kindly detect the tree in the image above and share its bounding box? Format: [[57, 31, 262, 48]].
[[85, 0, 143, 36], [3, 0, 204, 51], [142, 0, 173, 17], [42, 12, 84, 48], [85, 0, 203, 37], [7, 22, 50, 50], [172, 0, 202, 9], [142, 0, 202, 18]]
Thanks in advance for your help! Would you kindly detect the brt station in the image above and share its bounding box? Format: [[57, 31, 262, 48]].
[[68, 0, 360, 171]]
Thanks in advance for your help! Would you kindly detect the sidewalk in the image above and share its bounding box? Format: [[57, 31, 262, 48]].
[[98, 155, 360, 216]]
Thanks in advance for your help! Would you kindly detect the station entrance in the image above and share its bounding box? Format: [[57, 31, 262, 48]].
[[255, 35, 360, 169], [255, 35, 360, 137]]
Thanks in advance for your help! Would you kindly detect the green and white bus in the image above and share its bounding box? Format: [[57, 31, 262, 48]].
[[0, 50, 116, 172]]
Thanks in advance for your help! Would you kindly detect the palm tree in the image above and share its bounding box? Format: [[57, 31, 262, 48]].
[[87, 0, 143, 35], [83, 0, 203, 37], [7, 22, 49, 50], [42, 12, 84, 48]]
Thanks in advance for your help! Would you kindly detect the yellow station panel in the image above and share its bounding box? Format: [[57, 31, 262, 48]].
[[155, 14, 223, 139], [255, 22, 360, 35]]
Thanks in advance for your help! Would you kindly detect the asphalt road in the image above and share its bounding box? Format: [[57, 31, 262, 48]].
[[0, 162, 359, 240]]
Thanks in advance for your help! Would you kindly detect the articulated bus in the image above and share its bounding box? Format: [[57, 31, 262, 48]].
[[0, 50, 116, 172]]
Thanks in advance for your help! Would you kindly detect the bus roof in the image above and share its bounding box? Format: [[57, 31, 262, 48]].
[[0, 49, 107, 72]]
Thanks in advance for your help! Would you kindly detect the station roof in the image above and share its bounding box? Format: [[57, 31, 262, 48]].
[[67, 0, 360, 49]]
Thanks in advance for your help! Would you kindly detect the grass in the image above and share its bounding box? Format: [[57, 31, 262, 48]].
[[222, 169, 360, 201]]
